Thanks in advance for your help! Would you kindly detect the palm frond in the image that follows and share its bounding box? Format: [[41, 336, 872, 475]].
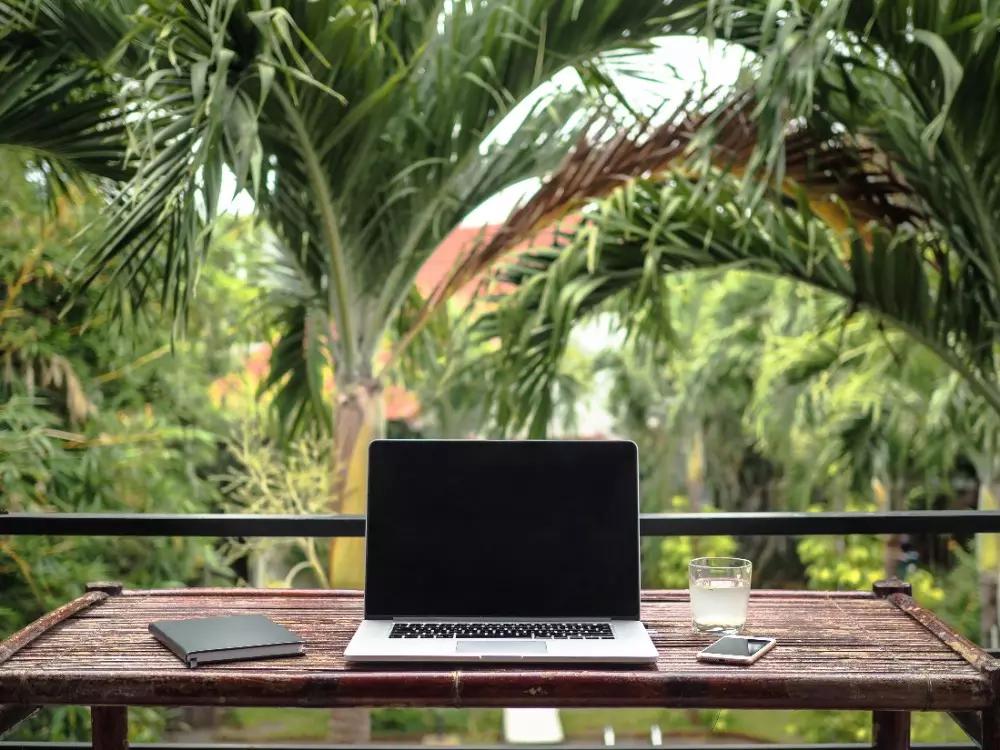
[[445, 91, 917, 300], [65, 0, 727, 421], [261, 303, 333, 439], [707, 0, 1000, 370], [0, 0, 133, 200], [478, 173, 997, 435], [470, 1, 1000, 432], [78, 0, 332, 323], [394, 87, 919, 371]]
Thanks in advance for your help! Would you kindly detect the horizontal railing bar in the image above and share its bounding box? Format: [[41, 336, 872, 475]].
[[0, 747, 980, 750], [0, 514, 366, 538], [641, 511, 1000, 537], [1, 511, 999, 538]]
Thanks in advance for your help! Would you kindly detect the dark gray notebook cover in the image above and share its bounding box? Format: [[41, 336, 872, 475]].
[[149, 614, 304, 667]]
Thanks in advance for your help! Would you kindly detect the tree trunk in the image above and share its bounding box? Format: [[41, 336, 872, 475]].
[[327, 378, 382, 745], [328, 705, 371, 745], [685, 425, 707, 557], [977, 479, 1000, 649], [328, 378, 383, 589]]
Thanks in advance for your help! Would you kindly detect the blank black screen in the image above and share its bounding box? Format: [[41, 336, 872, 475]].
[[364, 440, 640, 619]]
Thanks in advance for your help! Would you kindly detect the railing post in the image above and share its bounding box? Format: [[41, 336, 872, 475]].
[[90, 706, 127, 750], [872, 582, 912, 750], [873, 579, 912, 598], [86, 582, 123, 596]]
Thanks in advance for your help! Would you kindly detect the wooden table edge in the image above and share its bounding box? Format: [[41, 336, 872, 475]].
[[0, 589, 110, 737], [876, 582, 1000, 748], [883, 591, 1000, 687], [0, 590, 108, 667]]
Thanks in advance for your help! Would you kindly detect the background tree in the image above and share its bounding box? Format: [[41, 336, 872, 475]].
[[70, 0, 730, 587], [0, 149, 255, 740], [457, 0, 1000, 642]]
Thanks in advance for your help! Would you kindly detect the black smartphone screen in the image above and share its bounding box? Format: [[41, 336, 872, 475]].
[[702, 636, 773, 657]]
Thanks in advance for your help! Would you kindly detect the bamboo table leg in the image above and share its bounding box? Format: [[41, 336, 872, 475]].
[[873, 710, 910, 750], [91, 706, 127, 750], [983, 707, 1000, 750]]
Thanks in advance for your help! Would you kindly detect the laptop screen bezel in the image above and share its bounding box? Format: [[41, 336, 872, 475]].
[[362, 439, 641, 620]]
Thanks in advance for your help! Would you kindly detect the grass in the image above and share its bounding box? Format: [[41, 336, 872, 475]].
[[559, 708, 799, 743], [213, 706, 970, 744], [218, 708, 330, 742]]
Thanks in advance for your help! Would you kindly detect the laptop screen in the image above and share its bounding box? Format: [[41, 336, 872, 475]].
[[364, 440, 640, 619]]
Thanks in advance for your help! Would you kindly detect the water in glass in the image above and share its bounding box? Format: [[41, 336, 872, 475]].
[[689, 578, 750, 634], [688, 557, 752, 634]]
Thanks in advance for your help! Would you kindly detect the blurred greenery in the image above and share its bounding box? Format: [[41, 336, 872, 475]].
[[0, 154, 247, 740]]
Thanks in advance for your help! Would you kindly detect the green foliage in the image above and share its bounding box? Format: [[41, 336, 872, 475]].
[[658, 496, 738, 588], [477, 0, 1000, 475], [0, 0, 132, 200], [784, 708, 966, 745], [481, 170, 999, 433], [0, 156, 260, 741], [940, 543, 983, 641], [217, 416, 334, 588], [728, 2, 1000, 382], [47, 0, 714, 438], [371, 708, 501, 739], [798, 501, 943, 602]]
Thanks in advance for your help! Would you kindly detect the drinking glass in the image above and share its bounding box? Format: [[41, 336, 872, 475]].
[[688, 557, 752, 634]]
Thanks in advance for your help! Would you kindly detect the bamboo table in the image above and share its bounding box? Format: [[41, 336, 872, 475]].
[[0, 580, 996, 750]]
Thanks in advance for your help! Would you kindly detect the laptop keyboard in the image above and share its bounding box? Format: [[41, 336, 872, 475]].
[[389, 622, 614, 639]]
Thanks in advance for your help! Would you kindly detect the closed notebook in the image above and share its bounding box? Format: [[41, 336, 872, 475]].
[[149, 614, 304, 668]]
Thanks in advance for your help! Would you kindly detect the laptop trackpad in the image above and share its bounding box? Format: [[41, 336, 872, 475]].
[[456, 640, 547, 654]]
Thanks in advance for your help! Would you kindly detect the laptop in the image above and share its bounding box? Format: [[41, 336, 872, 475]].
[[344, 439, 658, 663]]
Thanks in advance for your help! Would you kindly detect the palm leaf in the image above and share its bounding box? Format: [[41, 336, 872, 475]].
[[0, 1, 133, 200], [477, 173, 999, 435], [470, 0, 1000, 431], [66, 0, 730, 431]]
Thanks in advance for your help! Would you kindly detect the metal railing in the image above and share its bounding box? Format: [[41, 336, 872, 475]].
[[2, 510, 999, 537]]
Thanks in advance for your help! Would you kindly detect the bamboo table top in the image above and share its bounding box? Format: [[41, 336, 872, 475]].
[[0, 585, 996, 711]]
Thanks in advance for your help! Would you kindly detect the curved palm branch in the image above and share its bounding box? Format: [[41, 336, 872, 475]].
[[388, 86, 920, 371], [744, 0, 1000, 371], [465, 0, 1000, 432], [421, 90, 917, 304], [477, 174, 998, 436]]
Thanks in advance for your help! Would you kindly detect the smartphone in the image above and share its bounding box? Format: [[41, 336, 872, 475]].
[[696, 636, 776, 665]]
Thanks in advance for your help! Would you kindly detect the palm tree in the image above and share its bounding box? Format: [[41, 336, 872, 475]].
[[455, 1, 1000, 640], [61, 0, 732, 587]]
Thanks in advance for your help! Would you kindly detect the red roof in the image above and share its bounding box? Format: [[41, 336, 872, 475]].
[[415, 217, 582, 303]]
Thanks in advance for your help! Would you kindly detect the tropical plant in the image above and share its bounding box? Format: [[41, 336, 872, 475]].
[[0, 151, 249, 742], [0, 1, 131, 198], [463, 0, 1000, 638], [217, 416, 335, 589], [52, 0, 742, 587]]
